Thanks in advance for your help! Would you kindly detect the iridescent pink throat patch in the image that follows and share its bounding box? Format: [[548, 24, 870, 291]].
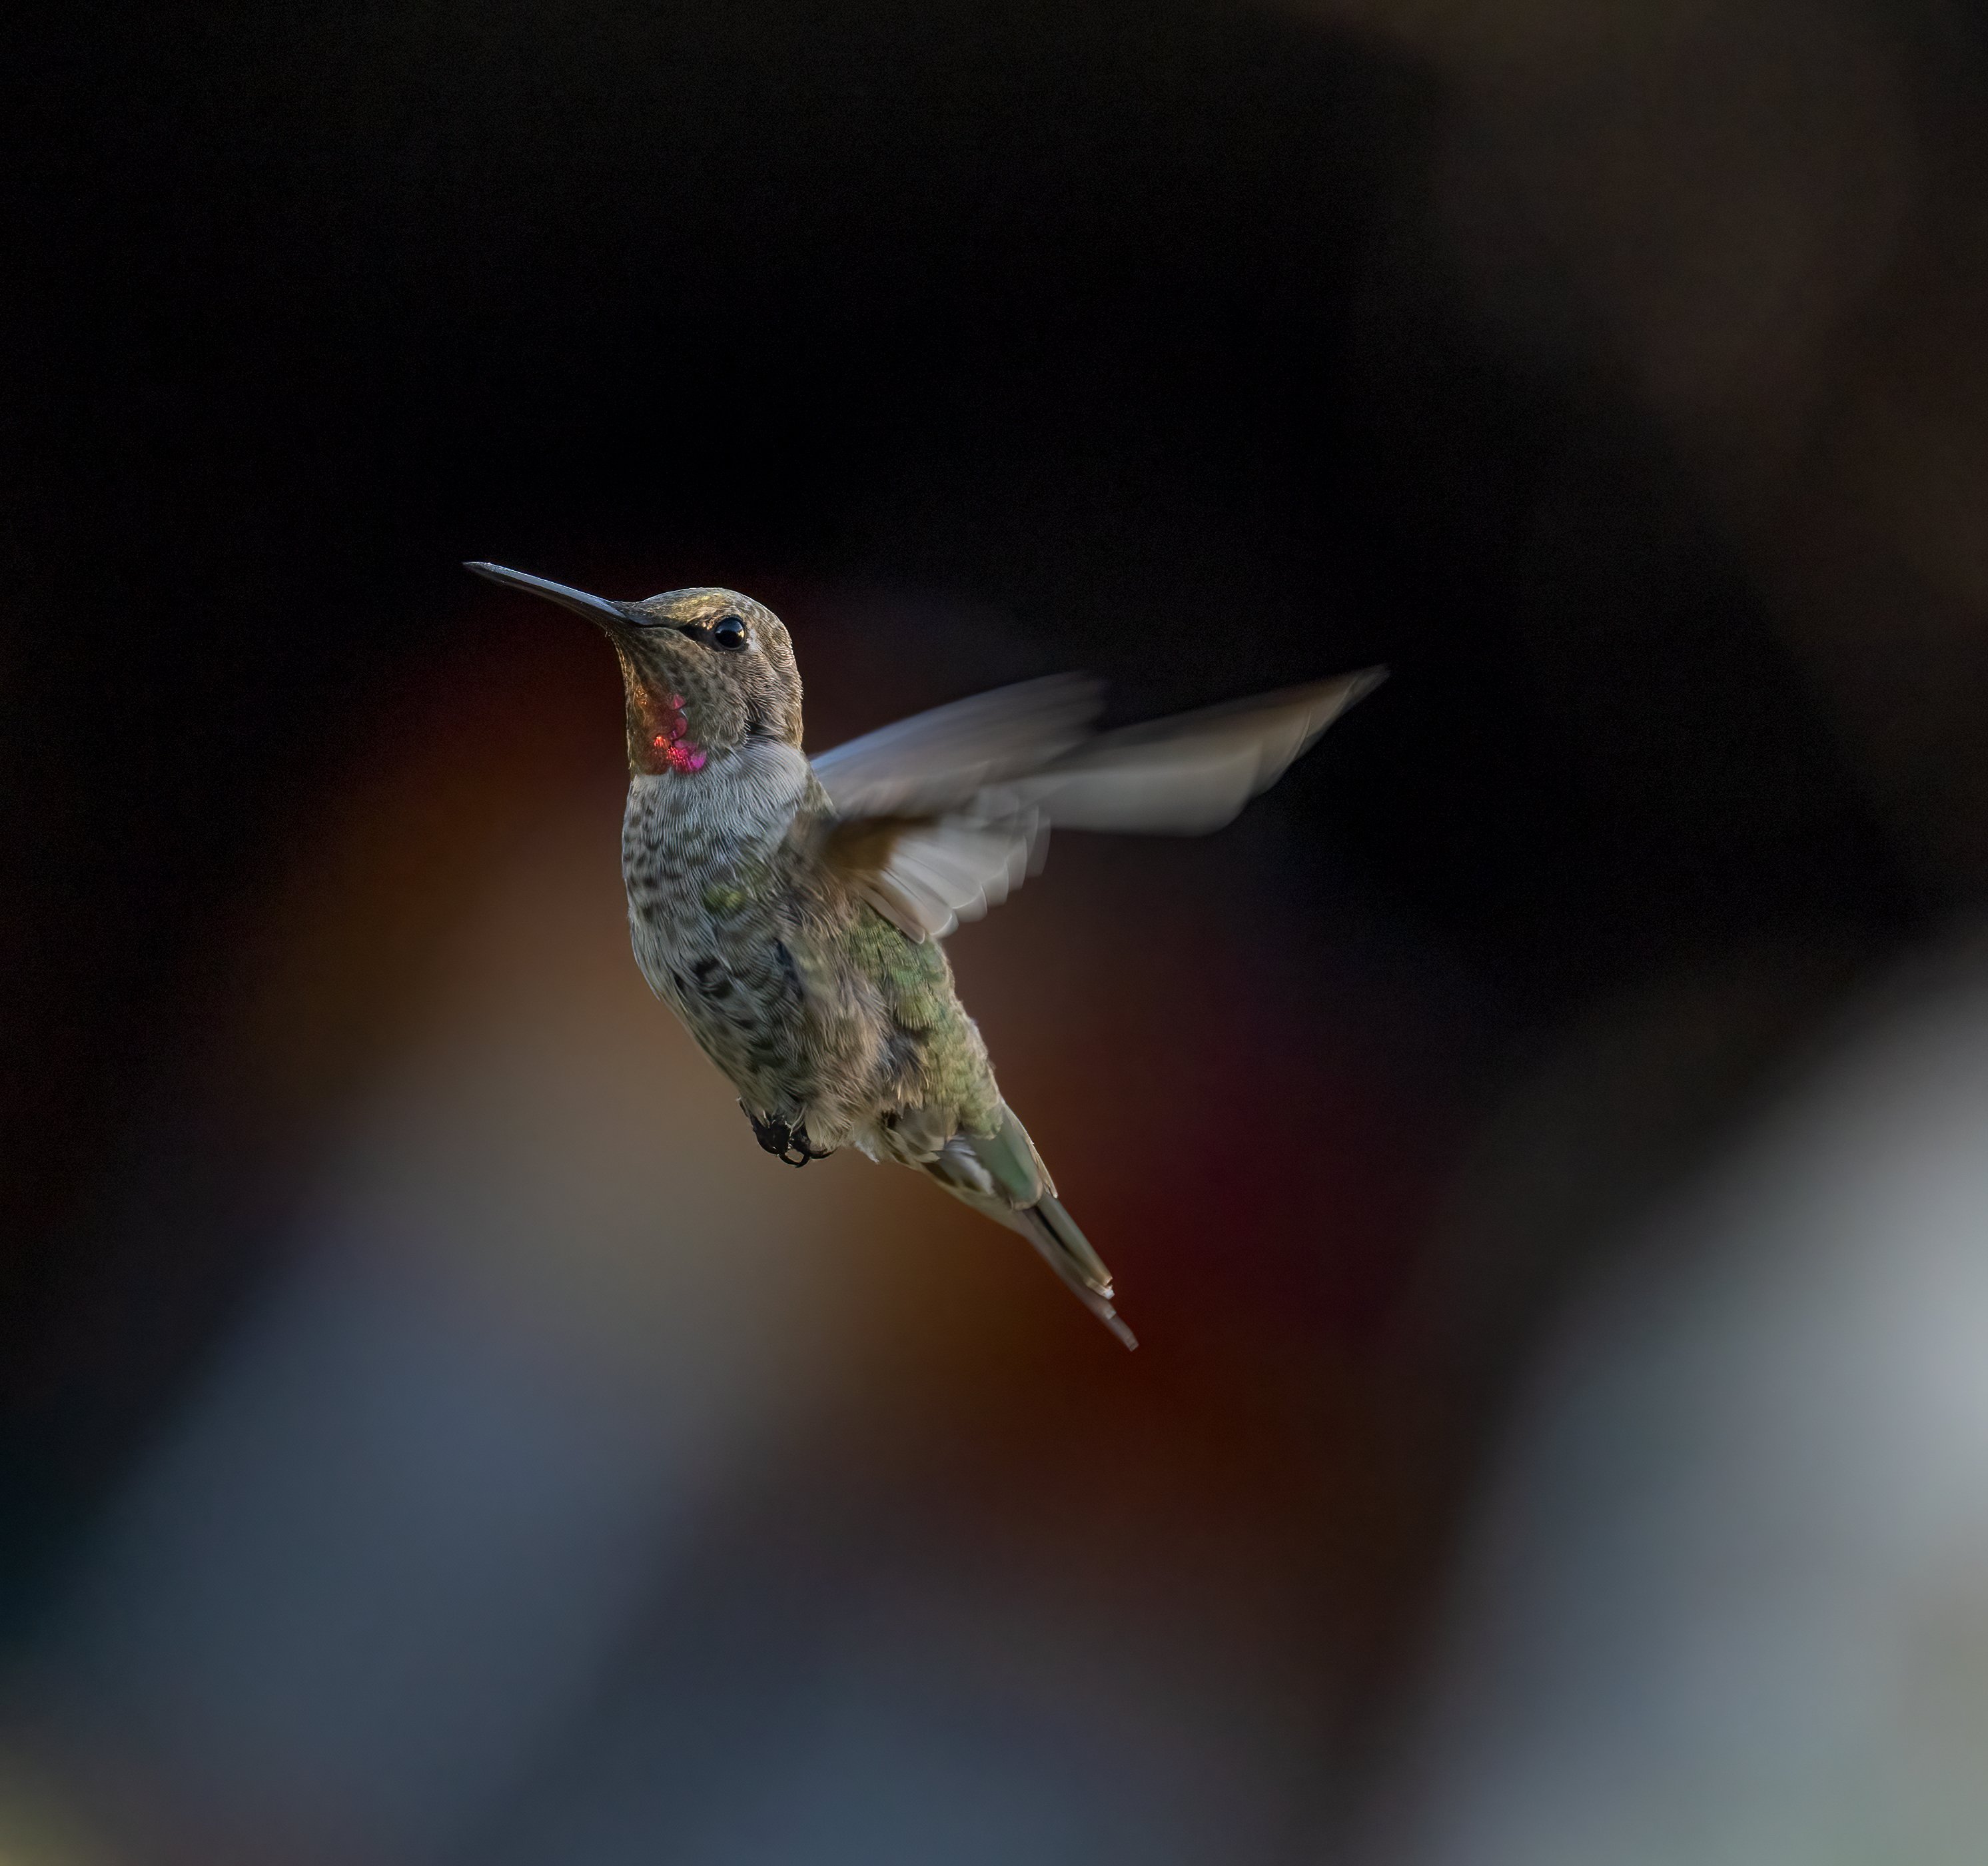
[[651, 692, 708, 774]]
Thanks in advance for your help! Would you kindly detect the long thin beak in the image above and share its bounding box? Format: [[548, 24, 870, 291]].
[[464, 562, 630, 629]]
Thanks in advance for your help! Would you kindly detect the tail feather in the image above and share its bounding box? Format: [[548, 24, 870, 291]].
[[1022, 1196, 1138, 1350], [924, 1105, 1137, 1349]]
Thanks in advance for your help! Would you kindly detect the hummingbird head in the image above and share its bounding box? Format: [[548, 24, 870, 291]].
[[466, 564, 801, 776]]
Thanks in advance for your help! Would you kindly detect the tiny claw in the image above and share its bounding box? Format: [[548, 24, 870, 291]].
[[779, 1122, 834, 1167], [742, 1100, 833, 1168]]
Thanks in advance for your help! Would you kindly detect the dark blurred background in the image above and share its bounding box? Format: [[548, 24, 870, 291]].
[[5, 1, 1988, 1861]]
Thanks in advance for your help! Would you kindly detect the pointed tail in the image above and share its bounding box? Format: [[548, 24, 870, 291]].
[[925, 1103, 1137, 1350], [1020, 1194, 1138, 1350]]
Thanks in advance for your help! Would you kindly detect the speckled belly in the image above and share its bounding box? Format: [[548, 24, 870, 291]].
[[628, 905, 812, 1121]]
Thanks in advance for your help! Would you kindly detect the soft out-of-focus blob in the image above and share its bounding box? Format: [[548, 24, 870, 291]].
[[1374, 941, 1988, 1866]]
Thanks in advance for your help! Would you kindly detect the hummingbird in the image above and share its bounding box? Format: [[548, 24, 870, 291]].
[[467, 563, 1384, 1348]]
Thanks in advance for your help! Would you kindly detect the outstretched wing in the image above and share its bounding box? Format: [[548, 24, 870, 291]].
[[815, 668, 1386, 941], [810, 674, 1104, 819], [1011, 672, 1388, 834], [823, 806, 1051, 943]]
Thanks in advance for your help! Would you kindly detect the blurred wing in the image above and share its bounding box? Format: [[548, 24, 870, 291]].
[[810, 674, 1104, 818], [1013, 669, 1387, 834], [824, 808, 1047, 942], [820, 668, 1386, 941]]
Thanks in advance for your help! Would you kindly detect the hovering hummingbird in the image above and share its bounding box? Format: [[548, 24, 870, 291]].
[[467, 563, 1384, 1348]]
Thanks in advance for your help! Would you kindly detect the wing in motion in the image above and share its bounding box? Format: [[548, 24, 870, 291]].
[[809, 673, 1105, 819], [814, 668, 1386, 940]]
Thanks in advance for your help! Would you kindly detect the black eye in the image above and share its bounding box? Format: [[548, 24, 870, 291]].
[[710, 614, 747, 651]]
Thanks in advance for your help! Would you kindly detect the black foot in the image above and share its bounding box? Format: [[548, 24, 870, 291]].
[[740, 1101, 834, 1168]]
